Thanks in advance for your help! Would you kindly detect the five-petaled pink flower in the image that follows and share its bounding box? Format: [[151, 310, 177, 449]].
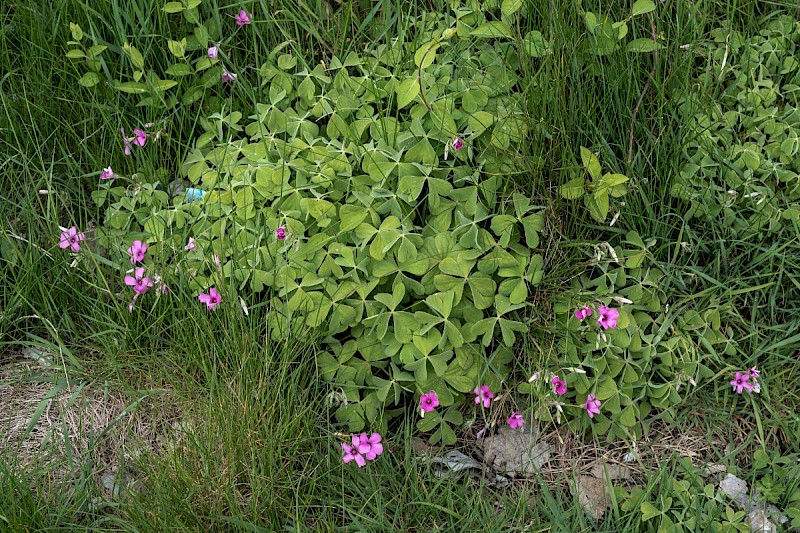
[[420, 391, 439, 414], [185, 237, 196, 251], [208, 46, 219, 59], [452, 137, 464, 150], [132, 128, 147, 147], [276, 226, 286, 241], [355, 432, 383, 460], [552, 375, 567, 395], [584, 394, 601, 418], [507, 412, 524, 430], [235, 9, 252, 25], [198, 287, 221, 310], [575, 307, 592, 321], [474, 384, 494, 408], [221, 70, 237, 83], [101, 167, 115, 180], [341, 442, 366, 467], [59, 226, 85, 252], [729, 372, 753, 394], [120, 128, 133, 156], [597, 306, 619, 330], [127, 240, 147, 264], [124, 267, 154, 295]]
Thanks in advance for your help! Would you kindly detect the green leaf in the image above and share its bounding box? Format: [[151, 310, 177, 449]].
[[166, 63, 193, 76], [426, 292, 454, 318], [162, 1, 184, 13], [167, 39, 186, 58], [467, 111, 494, 136], [640, 502, 662, 521], [78, 71, 100, 88], [414, 41, 440, 69], [123, 43, 144, 70], [115, 81, 149, 94], [66, 49, 86, 59], [396, 78, 420, 109], [471, 21, 512, 39], [152, 79, 178, 92], [404, 138, 437, 165], [69, 22, 83, 41], [580, 147, 602, 180], [626, 38, 662, 53], [631, 0, 656, 16], [523, 30, 550, 57], [501, 0, 523, 16], [559, 177, 585, 199], [585, 191, 609, 222]]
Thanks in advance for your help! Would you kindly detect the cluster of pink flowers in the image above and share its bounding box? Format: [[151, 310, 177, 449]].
[[121, 240, 167, 310], [341, 432, 382, 467], [730, 367, 761, 394], [209, 8, 254, 84], [575, 305, 619, 330]]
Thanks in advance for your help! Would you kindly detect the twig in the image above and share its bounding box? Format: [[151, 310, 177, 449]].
[[627, 18, 659, 165]]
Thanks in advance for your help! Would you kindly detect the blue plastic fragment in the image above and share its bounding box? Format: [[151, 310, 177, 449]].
[[185, 188, 205, 203]]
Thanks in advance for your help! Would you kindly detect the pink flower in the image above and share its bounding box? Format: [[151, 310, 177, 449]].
[[185, 237, 196, 251], [213, 254, 222, 270], [597, 306, 619, 330], [354, 432, 383, 461], [58, 226, 85, 252], [198, 287, 221, 310], [208, 46, 219, 59], [747, 366, 760, 378], [452, 137, 464, 150], [276, 226, 286, 241], [120, 128, 133, 156], [474, 384, 494, 408], [221, 70, 237, 83], [127, 240, 147, 264], [100, 167, 115, 180], [341, 442, 366, 467], [575, 307, 592, 321], [132, 128, 147, 147], [552, 375, 567, 395], [507, 412, 524, 430], [420, 392, 439, 414], [124, 267, 154, 295], [729, 372, 753, 394], [235, 9, 252, 25], [584, 393, 601, 418], [128, 294, 138, 313]]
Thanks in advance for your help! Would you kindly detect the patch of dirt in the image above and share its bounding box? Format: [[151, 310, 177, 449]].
[[0, 353, 193, 499]]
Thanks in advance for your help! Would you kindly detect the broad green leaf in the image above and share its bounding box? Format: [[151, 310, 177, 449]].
[[631, 0, 656, 16], [69, 22, 84, 41], [167, 39, 186, 58], [580, 147, 602, 180], [78, 72, 100, 88], [472, 21, 512, 39], [166, 63, 193, 76], [559, 176, 585, 199], [339, 204, 368, 232], [626, 38, 662, 53], [585, 191, 609, 222], [468, 111, 494, 136], [123, 43, 144, 70], [66, 49, 85, 59], [523, 30, 550, 57], [396, 78, 420, 109], [501, 0, 523, 15], [162, 1, 183, 13], [115, 81, 149, 94], [640, 502, 662, 521], [414, 41, 440, 69], [426, 292, 454, 318]]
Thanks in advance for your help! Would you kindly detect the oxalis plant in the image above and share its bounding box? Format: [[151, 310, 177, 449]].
[[71, 0, 729, 448]]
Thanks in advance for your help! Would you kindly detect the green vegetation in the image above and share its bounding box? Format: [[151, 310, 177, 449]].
[[2, 0, 800, 530]]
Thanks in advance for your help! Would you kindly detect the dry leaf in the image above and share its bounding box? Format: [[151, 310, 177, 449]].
[[574, 475, 611, 520], [481, 426, 551, 476]]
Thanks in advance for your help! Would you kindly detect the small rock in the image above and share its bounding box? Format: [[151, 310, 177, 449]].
[[719, 473, 750, 508], [428, 450, 482, 473], [22, 347, 52, 367], [573, 475, 612, 520], [590, 462, 631, 481], [481, 427, 551, 476], [763, 504, 788, 525], [100, 468, 134, 498], [747, 508, 777, 533]]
